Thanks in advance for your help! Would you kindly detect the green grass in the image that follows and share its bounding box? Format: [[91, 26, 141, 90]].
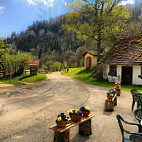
[[0, 73, 47, 84], [61, 67, 142, 92]]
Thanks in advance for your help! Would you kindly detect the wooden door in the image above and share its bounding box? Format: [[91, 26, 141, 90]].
[[86, 58, 91, 69], [122, 67, 133, 84]]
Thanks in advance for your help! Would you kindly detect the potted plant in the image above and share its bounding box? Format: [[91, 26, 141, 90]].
[[69, 109, 83, 122], [80, 106, 91, 117], [56, 113, 69, 128], [115, 82, 121, 88], [107, 89, 116, 100]]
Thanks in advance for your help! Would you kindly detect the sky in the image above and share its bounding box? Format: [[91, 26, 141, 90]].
[[0, 0, 141, 38]]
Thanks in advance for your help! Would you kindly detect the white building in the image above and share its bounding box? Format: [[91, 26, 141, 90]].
[[100, 35, 142, 85]]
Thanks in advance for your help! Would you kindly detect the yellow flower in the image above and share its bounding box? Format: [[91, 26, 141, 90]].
[[57, 117, 62, 121], [86, 106, 91, 111]]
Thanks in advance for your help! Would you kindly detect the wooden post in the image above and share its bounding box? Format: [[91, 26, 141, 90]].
[[53, 130, 69, 142], [114, 96, 117, 106], [115, 88, 121, 96], [105, 99, 114, 111], [79, 119, 92, 136]]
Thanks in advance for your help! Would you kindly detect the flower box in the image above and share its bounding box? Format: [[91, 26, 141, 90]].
[[80, 106, 91, 117], [69, 115, 82, 122], [83, 111, 90, 117], [107, 96, 114, 100], [56, 120, 69, 128]]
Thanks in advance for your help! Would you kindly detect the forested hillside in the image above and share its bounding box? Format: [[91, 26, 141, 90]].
[[7, 1, 142, 71]]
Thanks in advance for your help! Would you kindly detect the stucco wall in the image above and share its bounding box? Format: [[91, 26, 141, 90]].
[[133, 66, 142, 85], [103, 64, 122, 83], [93, 56, 98, 66], [103, 65, 142, 85]]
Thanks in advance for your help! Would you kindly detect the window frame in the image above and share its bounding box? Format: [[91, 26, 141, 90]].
[[108, 65, 117, 76]]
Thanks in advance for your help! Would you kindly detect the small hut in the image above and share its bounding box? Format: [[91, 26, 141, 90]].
[[100, 34, 142, 85], [82, 51, 99, 69], [29, 58, 39, 75]]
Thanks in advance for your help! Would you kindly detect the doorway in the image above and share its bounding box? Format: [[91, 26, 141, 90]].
[[122, 66, 133, 84], [86, 57, 91, 69]]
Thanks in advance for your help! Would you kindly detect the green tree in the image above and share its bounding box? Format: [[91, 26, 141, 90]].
[[53, 61, 61, 71], [0, 38, 12, 76], [62, 0, 131, 62]]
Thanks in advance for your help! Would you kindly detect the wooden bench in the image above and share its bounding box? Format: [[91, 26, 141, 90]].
[[49, 114, 94, 142], [105, 94, 117, 111]]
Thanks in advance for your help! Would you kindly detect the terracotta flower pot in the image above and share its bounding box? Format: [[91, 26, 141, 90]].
[[56, 120, 69, 128], [83, 111, 90, 117], [107, 96, 113, 100], [69, 115, 82, 122], [115, 85, 120, 89]]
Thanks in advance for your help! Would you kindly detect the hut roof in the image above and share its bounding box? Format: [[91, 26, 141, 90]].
[[100, 35, 142, 65], [82, 51, 98, 56], [29, 58, 39, 67]]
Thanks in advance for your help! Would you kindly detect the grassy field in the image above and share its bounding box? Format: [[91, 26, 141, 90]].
[[0, 73, 47, 84], [61, 67, 142, 92]]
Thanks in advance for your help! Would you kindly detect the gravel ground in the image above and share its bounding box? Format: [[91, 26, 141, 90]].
[[0, 72, 138, 142]]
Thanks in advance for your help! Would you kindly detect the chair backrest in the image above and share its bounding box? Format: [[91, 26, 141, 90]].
[[130, 89, 138, 96], [133, 94, 140, 102], [116, 114, 124, 142], [134, 108, 142, 122]]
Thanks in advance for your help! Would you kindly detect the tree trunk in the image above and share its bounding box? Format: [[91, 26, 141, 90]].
[[97, 29, 101, 63]]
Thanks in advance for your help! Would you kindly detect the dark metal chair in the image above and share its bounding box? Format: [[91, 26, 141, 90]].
[[134, 108, 142, 123], [116, 114, 142, 142], [130, 89, 142, 111]]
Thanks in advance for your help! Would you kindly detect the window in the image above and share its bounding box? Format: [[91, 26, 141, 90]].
[[108, 65, 117, 76]]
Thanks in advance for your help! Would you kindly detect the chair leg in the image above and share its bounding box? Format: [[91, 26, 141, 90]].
[[132, 101, 135, 111], [137, 102, 140, 108]]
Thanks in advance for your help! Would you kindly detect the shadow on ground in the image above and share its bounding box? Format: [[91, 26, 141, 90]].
[[19, 75, 33, 80], [71, 134, 90, 142]]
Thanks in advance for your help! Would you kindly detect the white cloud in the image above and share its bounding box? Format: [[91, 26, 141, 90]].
[[26, 0, 55, 7], [27, 0, 37, 5], [121, 0, 135, 5], [0, 6, 5, 14], [62, 0, 67, 6]]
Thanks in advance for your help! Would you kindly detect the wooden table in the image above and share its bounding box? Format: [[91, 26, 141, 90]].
[[49, 114, 94, 142]]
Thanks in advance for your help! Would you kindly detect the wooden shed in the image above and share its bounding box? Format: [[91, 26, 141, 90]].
[[82, 51, 98, 69], [29, 58, 39, 75]]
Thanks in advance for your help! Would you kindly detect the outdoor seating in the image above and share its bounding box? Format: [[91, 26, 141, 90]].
[[134, 108, 142, 122], [116, 114, 142, 142], [130, 89, 142, 111]]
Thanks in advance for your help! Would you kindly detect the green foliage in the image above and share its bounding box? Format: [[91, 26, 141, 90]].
[[53, 62, 61, 71], [42, 61, 61, 72], [0, 38, 31, 77], [0, 73, 46, 84], [63, 0, 131, 61], [0, 38, 12, 70]]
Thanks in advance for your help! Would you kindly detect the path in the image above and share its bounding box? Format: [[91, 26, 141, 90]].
[[0, 72, 136, 142]]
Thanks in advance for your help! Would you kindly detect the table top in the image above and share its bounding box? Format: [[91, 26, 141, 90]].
[[49, 114, 94, 133], [130, 134, 142, 142]]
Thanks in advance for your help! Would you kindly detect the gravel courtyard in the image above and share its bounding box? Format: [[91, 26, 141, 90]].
[[0, 72, 138, 142]]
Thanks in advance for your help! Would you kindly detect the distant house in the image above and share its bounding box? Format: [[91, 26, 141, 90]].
[[100, 35, 142, 85], [29, 58, 39, 75], [82, 51, 102, 69]]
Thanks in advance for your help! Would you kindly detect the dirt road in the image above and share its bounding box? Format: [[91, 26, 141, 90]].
[[0, 72, 136, 142]]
